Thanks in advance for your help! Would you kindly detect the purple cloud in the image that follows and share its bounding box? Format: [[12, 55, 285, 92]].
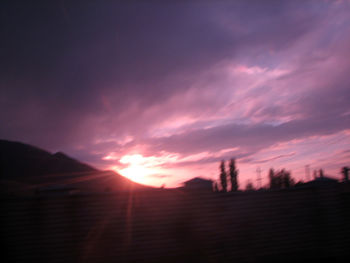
[[1, 1, 350, 186]]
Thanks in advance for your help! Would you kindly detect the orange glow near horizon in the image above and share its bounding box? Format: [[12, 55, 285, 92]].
[[104, 129, 350, 188]]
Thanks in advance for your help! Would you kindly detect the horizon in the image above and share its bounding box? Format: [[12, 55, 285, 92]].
[[1, 1, 350, 188]]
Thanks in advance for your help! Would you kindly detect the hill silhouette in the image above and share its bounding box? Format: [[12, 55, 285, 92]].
[[0, 140, 97, 179], [0, 140, 151, 194]]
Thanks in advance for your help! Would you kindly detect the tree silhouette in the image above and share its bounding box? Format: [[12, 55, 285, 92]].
[[280, 169, 294, 188], [319, 169, 324, 178], [269, 168, 294, 189], [219, 160, 227, 192], [245, 181, 254, 191], [269, 168, 276, 189], [229, 158, 239, 191], [214, 182, 219, 192], [341, 166, 349, 182]]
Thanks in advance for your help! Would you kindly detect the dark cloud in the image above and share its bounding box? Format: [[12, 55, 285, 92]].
[[141, 114, 350, 156], [1, 1, 350, 182], [252, 152, 296, 164]]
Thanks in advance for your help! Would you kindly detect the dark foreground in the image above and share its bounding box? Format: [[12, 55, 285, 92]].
[[3, 182, 350, 263]]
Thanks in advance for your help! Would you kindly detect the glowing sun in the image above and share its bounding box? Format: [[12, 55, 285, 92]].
[[116, 154, 159, 185]]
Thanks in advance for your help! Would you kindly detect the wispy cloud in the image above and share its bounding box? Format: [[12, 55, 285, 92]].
[[1, 1, 350, 186]]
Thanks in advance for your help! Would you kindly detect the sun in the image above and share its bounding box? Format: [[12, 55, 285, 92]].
[[119, 165, 152, 183], [116, 154, 159, 185], [108, 153, 178, 186]]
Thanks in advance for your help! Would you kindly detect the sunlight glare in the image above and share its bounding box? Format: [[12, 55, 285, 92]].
[[117, 154, 162, 185]]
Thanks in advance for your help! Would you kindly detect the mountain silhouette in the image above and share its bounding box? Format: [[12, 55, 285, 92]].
[[0, 140, 97, 178], [0, 140, 151, 194]]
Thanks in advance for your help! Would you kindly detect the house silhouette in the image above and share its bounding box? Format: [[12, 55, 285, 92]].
[[183, 177, 213, 191]]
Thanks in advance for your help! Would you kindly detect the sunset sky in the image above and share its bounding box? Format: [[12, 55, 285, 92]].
[[1, 1, 350, 188]]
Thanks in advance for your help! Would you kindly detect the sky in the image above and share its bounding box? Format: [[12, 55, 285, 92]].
[[1, 0, 350, 188]]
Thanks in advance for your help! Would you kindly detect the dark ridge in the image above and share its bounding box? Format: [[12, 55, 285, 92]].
[[53, 151, 71, 158], [0, 139, 97, 180], [0, 140, 152, 193]]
